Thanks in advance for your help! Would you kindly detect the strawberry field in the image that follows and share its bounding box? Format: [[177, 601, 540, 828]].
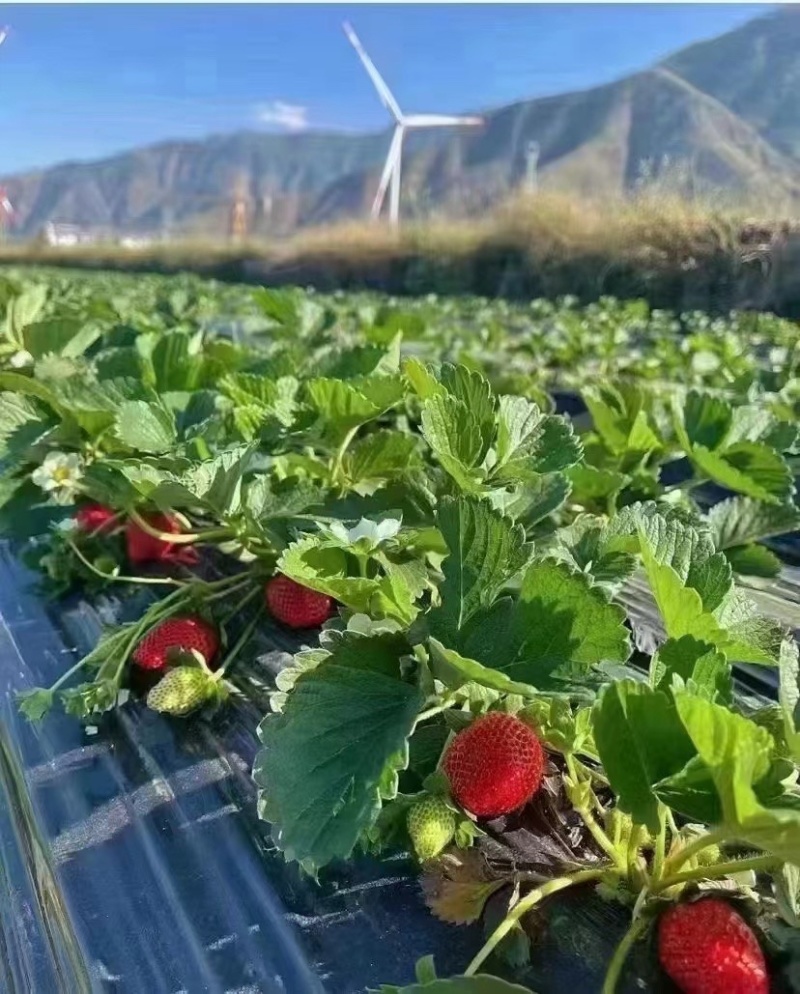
[[2, 266, 800, 993]]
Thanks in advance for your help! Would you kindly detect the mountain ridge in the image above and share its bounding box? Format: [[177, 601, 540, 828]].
[[5, 8, 800, 238]]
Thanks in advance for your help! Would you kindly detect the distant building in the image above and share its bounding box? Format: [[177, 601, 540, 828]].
[[43, 222, 97, 247], [42, 223, 156, 249]]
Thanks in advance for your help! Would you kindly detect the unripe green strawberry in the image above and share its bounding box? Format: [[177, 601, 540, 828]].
[[146, 666, 219, 716], [407, 796, 456, 861], [695, 843, 722, 867]]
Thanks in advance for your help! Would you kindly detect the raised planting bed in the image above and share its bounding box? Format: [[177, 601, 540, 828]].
[[3, 272, 800, 993]]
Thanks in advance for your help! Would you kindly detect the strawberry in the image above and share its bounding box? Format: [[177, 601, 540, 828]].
[[658, 898, 769, 994], [126, 513, 199, 566], [75, 503, 117, 534], [265, 575, 332, 629], [443, 711, 545, 818], [407, 796, 456, 861], [132, 616, 220, 673], [147, 666, 221, 716]]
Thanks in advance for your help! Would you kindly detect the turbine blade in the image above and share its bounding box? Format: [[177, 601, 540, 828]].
[[403, 114, 483, 128], [372, 127, 403, 218], [343, 22, 403, 122], [0, 27, 10, 47]]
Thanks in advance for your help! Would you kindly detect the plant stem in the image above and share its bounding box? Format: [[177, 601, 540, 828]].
[[601, 913, 651, 994], [463, 869, 605, 976], [331, 426, 359, 486], [217, 584, 260, 627], [653, 853, 778, 892], [652, 808, 667, 882], [215, 605, 265, 679], [414, 695, 459, 727], [49, 655, 95, 692], [565, 755, 624, 869], [67, 540, 186, 587], [129, 508, 232, 545]]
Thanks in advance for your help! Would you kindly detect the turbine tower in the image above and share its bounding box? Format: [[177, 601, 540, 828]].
[[343, 22, 482, 225], [525, 141, 540, 195]]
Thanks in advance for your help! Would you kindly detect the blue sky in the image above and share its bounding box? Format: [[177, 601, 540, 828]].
[[0, 4, 775, 173]]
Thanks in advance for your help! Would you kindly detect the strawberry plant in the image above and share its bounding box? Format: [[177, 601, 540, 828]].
[[0, 269, 798, 991]]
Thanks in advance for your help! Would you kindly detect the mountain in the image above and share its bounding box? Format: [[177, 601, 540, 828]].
[[665, 7, 800, 160], [5, 8, 800, 239]]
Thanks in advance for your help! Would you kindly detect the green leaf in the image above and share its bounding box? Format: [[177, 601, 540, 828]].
[[221, 373, 299, 427], [307, 376, 403, 445], [567, 464, 629, 503], [151, 331, 203, 392], [593, 681, 696, 832], [420, 394, 485, 492], [488, 474, 572, 528], [17, 688, 55, 722], [724, 544, 782, 578], [6, 284, 48, 344], [510, 560, 631, 681], [23, 317, 97, 360], [708, 496, 800, 549], [427, 496, 530, 648], [0, 392, 53, 459], [440, 364, 495, 455], [692, 442, 794, 504], [549, 516, 637, 591], [403, 357, 444, 400], [495, 395, 582, 480], [650, 636, 731, 703], [373, 975, 536, 994], [346, 430, 420, 486], [115, 400, 177, 454], [672, 695, 800, 862], [253, 632, 423, 870], [148, 446, 255, 517], [678, 391, 732, 450], [0, 371, 62, 409], [582, 384, 631, 454], [244, 475, 323, 522], [54, 377, 150, 435], [278, 533, 419, 624], [779, 638, 800, 762], [428, 639, 538, 698]]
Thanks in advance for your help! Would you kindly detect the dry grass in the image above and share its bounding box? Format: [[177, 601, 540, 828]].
[[0, 190, 790, 284]]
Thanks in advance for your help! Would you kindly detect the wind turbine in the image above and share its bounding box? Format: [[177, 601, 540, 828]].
[[343, 22, 482, 225]]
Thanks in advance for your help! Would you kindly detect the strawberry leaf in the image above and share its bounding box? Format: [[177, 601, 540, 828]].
[[115, 400, 177, 454], [779, 638, 800, 762], [254, 631, 423, 871], [427, 496, 530, 650], [510, 560, 631, 681], [673, 694, 800, 864], [708, 496, 800, 549], [593, 680, 696, 832], [650, 635, 731, 703], [692, 442, 794, 504]]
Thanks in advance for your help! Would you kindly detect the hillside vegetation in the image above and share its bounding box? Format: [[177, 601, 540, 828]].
[[2, 191, 796, 315]]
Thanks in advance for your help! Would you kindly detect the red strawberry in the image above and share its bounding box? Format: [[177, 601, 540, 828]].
[[126, 513, 199, 567], [443, 712, 545, 818], [132, 616, 220, 673], [265, 575, 332, 629], [658, 898, 768, 994], [76, 503, 117, 534]]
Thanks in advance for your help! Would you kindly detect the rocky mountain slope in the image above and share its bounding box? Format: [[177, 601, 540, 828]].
[[5, 8, 800, 238]]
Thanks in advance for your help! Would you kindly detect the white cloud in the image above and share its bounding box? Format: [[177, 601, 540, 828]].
[[256, 101, 309, 132]]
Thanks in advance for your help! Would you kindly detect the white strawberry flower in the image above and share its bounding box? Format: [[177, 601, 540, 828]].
[[31, 451, 84, 504], [9, 349, 33, 368], [324, 516, 402, 551]]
